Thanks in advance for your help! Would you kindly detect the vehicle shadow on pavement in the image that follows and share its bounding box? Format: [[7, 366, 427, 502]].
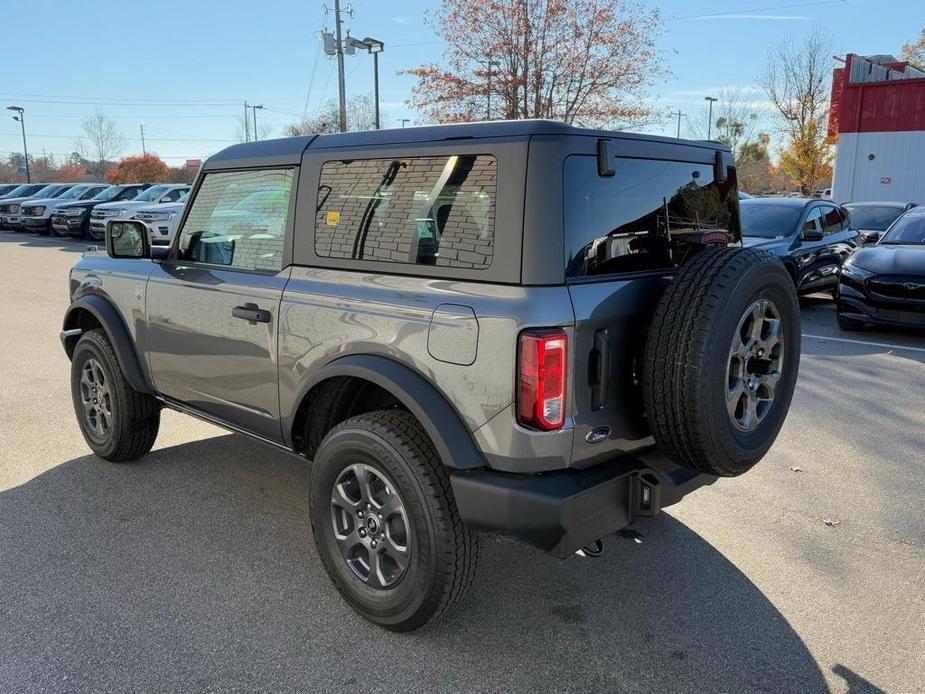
[[0, 231, 93, 253], [0, 434, 827, 693]]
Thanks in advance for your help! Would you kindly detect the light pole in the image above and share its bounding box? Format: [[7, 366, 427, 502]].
[[704, 96, 718, 140], [361, 37, 384, 129], [400, 118, 411, 128], [251, 104, 264, 140], [7, 106, 29, 182], [243, 101, 250, 142]]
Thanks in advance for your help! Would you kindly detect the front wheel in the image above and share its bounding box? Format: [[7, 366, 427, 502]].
[[70, 329, 160, 461], [309, 410, 478, 631]]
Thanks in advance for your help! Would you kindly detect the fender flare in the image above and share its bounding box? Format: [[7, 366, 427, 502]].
[[290, 354, 485, 470], [62, 294, 152, 394]]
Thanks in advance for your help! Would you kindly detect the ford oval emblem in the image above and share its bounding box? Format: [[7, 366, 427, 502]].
[[585, 426, 611, 444]]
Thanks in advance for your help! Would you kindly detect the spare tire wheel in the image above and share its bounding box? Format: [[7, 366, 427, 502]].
[[643, 248, 800, 477]]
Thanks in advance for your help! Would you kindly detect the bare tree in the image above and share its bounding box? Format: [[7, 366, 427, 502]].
[[234, 113, 274, 143], [901, 28, 925, 69], [759, 30, 834, 194], [685, 87, 763, 156], [284, 94, 384, 136], [75, 111, 126, 180]]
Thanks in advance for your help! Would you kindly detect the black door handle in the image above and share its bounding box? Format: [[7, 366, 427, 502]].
[[232, 303, 271, 324]]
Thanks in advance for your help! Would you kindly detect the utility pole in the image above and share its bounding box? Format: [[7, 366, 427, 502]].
[[333, 0, 348, 132], [251, 104, 264, 140], [6, 106, 29, 182], [704, 96, 718, 140], [670, 110, 685, 139], [140, 124, 146, 155], [42, 147, 48, 173], [243, 101, 250, 142]]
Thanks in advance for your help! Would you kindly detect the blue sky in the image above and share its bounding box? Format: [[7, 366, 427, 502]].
[[0, 0, 919, 167]]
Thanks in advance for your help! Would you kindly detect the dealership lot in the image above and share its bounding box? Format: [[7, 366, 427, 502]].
[[1, 233, 923, 693]]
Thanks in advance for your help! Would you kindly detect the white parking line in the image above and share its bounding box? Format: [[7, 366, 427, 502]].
[[803, 333, 925, 354]]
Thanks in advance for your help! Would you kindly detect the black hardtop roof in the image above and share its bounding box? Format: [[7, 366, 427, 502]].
[[202, 120, 729, 171], [740, 197, 818, 208]]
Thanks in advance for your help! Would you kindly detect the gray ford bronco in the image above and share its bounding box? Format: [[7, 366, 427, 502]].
[[62, 121, 800, 631]]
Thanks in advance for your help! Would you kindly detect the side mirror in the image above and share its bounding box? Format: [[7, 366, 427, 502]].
[[864, 231, 882, 243], [802, 228, 824, 242], [106, 220, 150, 259]]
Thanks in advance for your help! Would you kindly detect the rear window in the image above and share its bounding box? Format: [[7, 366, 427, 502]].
[[564, 155, 739, 277], [315, 155, 496, 269]]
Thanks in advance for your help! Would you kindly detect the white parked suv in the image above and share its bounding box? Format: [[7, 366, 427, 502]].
[[20, 183, 110, 235], [133, 191, 188, 246], [88, 184, 189, 240]]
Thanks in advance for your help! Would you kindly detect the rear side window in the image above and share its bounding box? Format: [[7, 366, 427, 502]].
[[177, 168, 294, 272], [315, 155, 496, 269], [564, 155, 740, 277]]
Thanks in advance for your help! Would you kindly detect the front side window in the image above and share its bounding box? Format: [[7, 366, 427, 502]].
[[161, 187, 187, 202], [822, 205, 845, 234], [802, 207, 824, 235], [177, 168, 294, 272], [315, 155, 496, 269], [564, 155, 740, 277]]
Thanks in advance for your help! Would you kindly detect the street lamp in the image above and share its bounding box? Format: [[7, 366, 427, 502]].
[[251, 104, 264, 140], [6, 106, 29, 182], [400, 119, 411, 128], [704, 96, 718, 140], [347, 36, 385, 130]]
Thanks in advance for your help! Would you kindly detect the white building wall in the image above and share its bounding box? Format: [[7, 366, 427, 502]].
[[832, 131, 925, 203]]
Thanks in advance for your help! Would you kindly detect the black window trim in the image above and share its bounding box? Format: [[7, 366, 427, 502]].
[[163, 164, 299, 276]]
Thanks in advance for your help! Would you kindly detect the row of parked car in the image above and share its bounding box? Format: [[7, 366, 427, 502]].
[[0, 181, 189, 245], [738, 196, 925, 331]]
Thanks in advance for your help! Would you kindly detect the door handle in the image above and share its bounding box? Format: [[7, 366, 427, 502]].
[[232, 303, 271, 324]]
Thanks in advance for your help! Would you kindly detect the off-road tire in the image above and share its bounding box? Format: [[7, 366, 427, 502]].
[[70, 329, 160, 462], [836, 313, 865, 331], [643, 248, 801, 477], [309, 410, 478, 631]]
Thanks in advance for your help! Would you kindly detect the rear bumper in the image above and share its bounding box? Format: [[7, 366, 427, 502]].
[[451, 450, 715, 558]]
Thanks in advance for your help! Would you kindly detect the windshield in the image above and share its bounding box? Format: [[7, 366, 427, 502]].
[[740, 202, 802, 238], [844, 205, 906, 231], [134, 185, 169, 202], [4, 184, 36, 197], [880, 215, 925, 245], [33, 184, 65, 198], [57, 186, 90, 200], [93, 186, 128, 202]]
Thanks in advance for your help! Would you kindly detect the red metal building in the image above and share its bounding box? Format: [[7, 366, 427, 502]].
[[829, 54, 925, 203]]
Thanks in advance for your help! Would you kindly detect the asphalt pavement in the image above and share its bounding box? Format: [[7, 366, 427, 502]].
[[1, 232, 923, 693]]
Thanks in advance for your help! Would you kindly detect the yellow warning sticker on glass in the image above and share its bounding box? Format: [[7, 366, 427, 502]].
[[326, 211, 340, 227]]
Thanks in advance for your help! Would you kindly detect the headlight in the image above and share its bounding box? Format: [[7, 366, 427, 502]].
[[113, 208, 128, 217], [32, 206, 46, 215], [841, 257, 874, 279], [10, 204, 20, 213]]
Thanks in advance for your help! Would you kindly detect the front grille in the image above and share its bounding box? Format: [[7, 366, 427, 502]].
[[868, 276, 925, 301]]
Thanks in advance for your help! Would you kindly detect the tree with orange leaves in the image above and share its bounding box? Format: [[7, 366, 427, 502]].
[[107, 153, 170, 184], [404, 0, 665, 127]]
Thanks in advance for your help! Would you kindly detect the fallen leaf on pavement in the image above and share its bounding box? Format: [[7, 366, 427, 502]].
[[824, 519, 841, 527]]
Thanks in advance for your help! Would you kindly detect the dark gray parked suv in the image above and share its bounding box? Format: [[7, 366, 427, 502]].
[[61, 121, 800, 631]]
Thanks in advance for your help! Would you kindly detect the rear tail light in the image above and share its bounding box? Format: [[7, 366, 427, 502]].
[[518, 329, 568, 431]]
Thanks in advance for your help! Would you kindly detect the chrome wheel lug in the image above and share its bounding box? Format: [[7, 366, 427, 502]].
[[370, 540, 377, 548], [357, 510, 364, 518], [359, 528, 366, 537]]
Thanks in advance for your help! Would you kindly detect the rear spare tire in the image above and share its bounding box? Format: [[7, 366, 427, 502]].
[[643, 248, 800, 477]]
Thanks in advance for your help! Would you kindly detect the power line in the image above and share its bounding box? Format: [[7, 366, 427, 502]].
[[670, 0, 846, 21]]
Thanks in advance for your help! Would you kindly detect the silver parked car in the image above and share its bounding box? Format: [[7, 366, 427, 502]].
[[88, 184, 189, 240]]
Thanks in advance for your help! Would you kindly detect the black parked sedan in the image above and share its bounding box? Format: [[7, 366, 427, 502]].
[[740, 198, 861, 295], [836, 207, 925, 331], [842, 201, 919, 244]]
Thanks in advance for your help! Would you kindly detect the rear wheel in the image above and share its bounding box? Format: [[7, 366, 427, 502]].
[[309, 410, 478, 631], [643, 248, 801, 477], [70, 329, 160, 462]]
